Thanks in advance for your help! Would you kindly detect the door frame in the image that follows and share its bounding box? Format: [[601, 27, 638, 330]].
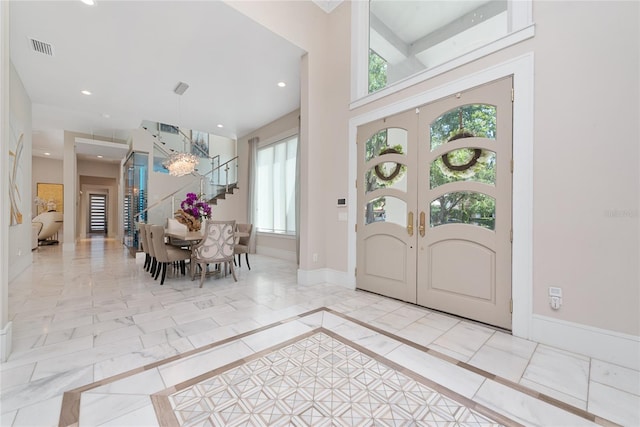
[[347, 53, 534, 339]]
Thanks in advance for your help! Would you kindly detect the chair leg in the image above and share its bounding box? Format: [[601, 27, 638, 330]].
[[144, 254, 150, 270], [229, 261, 237, 282], [154, 262, 162, 280], [160, 263, 167, 285], [150, 258, 157, 276], [199, 265, 207, 288], [245, 253, 250, 270], [238, 254, 241, 267]]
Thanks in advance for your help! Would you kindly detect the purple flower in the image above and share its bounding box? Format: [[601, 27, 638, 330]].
[[181, 193, 211, 220]]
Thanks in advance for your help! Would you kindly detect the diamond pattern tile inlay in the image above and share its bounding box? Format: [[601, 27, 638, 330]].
[[167, 333, 504, 426]]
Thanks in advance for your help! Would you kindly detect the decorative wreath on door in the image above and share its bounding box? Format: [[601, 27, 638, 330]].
[[439, 130, 486, 174], [374, 147, 404, 181]]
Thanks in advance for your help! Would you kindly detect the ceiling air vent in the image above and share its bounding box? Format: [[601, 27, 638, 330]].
[[29, 38, 54, 56]]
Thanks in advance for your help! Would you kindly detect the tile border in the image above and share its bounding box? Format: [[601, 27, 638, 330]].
[[57, 307, 621, 427]]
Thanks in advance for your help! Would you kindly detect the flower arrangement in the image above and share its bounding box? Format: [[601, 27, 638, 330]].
[[174, 192, 211, 231]]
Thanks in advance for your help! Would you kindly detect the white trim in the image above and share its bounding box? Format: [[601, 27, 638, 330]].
[[351, 0, 534, 106], [348, 52, 535, 339], [297, 267, 354, 288], [256, 245, 296, 262], [63, 242, 75, 252], [531, 315, 640, 371], [0, 320, 12, 362], [350, 0, 369, 103]]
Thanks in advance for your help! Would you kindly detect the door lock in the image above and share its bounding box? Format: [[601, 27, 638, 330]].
[[407, 212, 414, 236]]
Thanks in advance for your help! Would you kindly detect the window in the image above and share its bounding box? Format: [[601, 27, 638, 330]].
[[352, 0, 534, 104], [256, 135, 298, 234]]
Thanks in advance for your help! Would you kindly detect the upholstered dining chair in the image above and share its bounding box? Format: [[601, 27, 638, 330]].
[[137, 223, 151, 271], [149, 225, 191, 285], [234, 223, 253, 270], [191, 220, 237, 287], [142, 224, 157, 276]]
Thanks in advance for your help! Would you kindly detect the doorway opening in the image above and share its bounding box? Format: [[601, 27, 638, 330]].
[[89, 193, 107, 235]]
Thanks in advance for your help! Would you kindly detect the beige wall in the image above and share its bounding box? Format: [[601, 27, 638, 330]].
[[228, 1, 639, 338], [530, 1, 638, 334]]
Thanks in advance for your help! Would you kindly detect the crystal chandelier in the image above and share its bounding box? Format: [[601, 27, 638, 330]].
[[163, 151, 198, 177]]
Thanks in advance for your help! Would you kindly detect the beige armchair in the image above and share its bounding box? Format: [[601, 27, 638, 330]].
[[234, 223, 253, 270], [32, 211, 63, 245]]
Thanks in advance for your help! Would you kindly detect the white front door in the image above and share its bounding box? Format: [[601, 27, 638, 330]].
[[356, 77, 513, 329]]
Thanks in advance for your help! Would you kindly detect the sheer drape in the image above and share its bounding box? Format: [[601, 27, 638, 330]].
[[295, 118, 301, 266], [246, 137, 259, 253]]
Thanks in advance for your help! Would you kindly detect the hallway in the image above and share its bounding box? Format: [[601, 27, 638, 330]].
[[1, 239, 638, 425]]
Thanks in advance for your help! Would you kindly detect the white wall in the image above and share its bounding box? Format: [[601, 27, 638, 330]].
[[1, 0, 11, 361], [8, 62, 32, 282]]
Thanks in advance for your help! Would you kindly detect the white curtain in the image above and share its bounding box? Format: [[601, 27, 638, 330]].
[[246, 136, 259, 253], [295, 118, 301, 266]]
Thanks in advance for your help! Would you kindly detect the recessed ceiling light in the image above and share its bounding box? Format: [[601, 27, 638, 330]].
[[102, 113, 110, 119], [81, 0, 95, 5], [217, 124, 224, 128], [277, 82, 286, 88], [81, 90, 92, 95], [97, 155, 103, 158], [44, 152, 51, 156]]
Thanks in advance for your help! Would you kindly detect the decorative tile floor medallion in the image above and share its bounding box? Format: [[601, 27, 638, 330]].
[[154, 331, 513, 426]]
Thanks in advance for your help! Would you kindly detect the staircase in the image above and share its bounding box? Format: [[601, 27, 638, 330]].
[[208, 182, 238, 205], [134, 124, 239, 221]]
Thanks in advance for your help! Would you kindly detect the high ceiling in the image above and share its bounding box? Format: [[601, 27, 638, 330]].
[[9, 1, 307, 162]]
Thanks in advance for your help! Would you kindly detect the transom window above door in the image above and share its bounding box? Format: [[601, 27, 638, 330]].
[[351, 1, 534, 105]]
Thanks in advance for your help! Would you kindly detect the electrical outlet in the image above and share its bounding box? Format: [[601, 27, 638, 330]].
[[548, 287, 562, 298], [549, 287, 562, 310], [312, 253, 318, 262]]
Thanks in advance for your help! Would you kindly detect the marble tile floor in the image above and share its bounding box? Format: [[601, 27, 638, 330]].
[[0, 237, 638, 426]]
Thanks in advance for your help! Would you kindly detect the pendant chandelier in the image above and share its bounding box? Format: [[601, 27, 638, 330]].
[[163, 151, 198, 176], [162, 81, 197, 177]]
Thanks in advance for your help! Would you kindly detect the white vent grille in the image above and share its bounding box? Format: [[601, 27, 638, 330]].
[[29, 38, 54, 56]]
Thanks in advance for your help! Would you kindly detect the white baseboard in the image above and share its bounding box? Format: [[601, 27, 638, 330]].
[[297, 268, 355, 289], [531, 314, 640, 370], [0, 321, 12, 362], [256, 245, 297, 262]]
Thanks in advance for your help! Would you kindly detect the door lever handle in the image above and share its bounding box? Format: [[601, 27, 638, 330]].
[[419, 211, 425, 237], [407, 212, 414, 236]]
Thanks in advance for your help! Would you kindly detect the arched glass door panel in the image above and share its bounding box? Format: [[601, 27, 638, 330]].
[[364, 196, 407, 227], [365, 162, 408, 193], [430, 104, 497, 151], [430, 149, 496, 189], [365, 128, 408, 162], [430, 192, 495, 230]]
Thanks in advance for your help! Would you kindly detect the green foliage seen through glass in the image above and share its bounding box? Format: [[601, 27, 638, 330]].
[[369, 49, 387, 93]]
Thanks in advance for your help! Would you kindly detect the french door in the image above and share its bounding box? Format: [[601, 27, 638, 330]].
[[356, 77, 513, 329]]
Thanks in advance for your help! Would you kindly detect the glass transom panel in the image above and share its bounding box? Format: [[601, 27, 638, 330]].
[[430, 104, 496, 151]]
